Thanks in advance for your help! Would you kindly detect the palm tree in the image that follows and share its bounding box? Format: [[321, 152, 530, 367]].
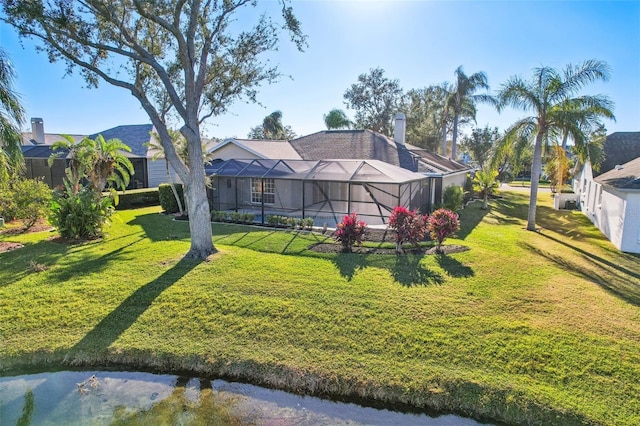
[[497, 59, 614, 231], [449, 66, 494, 160], [323, 108, 352, 130], [0, 48, 25, 169], [473, 169, 499, 209], [50, 135, 134, 193]]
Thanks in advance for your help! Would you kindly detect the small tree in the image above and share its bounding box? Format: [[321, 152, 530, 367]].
[[387, 206, 427, 254], [334, 212, 367, 252], [12, 178, 51, 229], [473, 169, 499, 209], [427, 209, 460, 253]]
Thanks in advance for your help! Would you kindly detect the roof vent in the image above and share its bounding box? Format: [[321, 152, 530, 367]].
[[614, 164, 623, 170]]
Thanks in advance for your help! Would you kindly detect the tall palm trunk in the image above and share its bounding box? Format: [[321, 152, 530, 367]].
[[441, 111, 448, 157], [527, 131, 545, 231], [451, 113, 460, 160]]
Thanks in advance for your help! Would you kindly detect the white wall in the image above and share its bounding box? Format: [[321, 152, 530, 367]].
[[621, 193, 640, 253], [147, 159, 182, 188], [595, 188, 626, 250], [210, 143, 261, 161], [442, 171, 468, 190]]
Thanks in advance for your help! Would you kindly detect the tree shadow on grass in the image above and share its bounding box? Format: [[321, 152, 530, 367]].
[[127, 213, 190, 242], [0, 240, 69, 287], [436, 254, 474, 278], [390, 254, 444, 286], [331, 253, 368, 281], [456, 200, 490, 239], [69, 257, 201, 358], [47, 234, 147, 283], [521, 240, 640, 307], [331, 252, 444, 286]]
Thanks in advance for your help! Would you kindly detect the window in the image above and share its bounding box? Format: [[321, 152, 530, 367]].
[[251, 178, 275, 204]]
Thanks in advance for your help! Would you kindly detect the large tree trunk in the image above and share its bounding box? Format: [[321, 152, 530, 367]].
[[182, 125, 216, 259], [183, 175, 216, 258], [527, 132, 544, 231]]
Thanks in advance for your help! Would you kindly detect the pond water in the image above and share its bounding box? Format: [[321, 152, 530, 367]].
[[0, 370, 488, 425]]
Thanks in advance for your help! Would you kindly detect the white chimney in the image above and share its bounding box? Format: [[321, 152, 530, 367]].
[[31, 118, 45, 144], [394, 113, 406, 146]]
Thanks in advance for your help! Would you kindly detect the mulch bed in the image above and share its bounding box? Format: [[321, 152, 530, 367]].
[[0, 219, 55, 253]]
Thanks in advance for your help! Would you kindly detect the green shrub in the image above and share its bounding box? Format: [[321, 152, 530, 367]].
[[442, 184, 464, 211], [49, 185, 114, 239], [12, 178, 52, 229], [114, 189, 160, 210], [158, 183, 185, 214], [242, 213, 255, 223], [303, 218, 314, 230]]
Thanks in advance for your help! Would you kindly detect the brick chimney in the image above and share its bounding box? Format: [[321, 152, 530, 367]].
[[394, 113, 406, 146], [31, 118, 45, 144]]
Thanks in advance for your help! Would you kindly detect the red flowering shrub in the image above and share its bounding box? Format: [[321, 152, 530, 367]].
[[334, 212, 367, 252], [427, 208, 460, 253], [387, 206, 427, 253]]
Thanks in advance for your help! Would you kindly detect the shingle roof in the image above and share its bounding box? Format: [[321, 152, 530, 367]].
[[89, 124, 154, 157], [595, 157, 640, 190], [597, 132, 640, 176], [22, 133, 87, 146], [289, 129, 468, 175], [22, 145, 67, 158]]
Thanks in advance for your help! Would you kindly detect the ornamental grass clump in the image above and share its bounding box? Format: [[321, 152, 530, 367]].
[[427, 208, 460, 253], [334, 212, 367, 252], [387, 206, 427, 253]]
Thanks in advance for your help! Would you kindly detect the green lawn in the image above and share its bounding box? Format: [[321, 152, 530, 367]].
[[1, 191, 639, 425]]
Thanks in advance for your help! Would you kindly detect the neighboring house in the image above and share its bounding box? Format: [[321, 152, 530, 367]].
[[21, 118, 184, 189], [206, 114, 469, 226], [574, 132, 640, 253]]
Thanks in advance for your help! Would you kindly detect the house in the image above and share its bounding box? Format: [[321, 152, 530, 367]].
[[574, 132, 640, 253], [206, 114, 469, 226], [21, 118, 182, 189]]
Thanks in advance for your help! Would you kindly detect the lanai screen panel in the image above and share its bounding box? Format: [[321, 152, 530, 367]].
[[208, 158, 430, 226]]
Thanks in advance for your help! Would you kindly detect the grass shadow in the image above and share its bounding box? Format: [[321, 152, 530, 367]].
[[456, 200, 490, 239], [69, 257, 201, 356], [331, 252, 368, 281], [47, 234, 147, 283], [436, 254, 474, 278], [390, 254, 444, 286], [0, 240, 69, 287], [127, 213, 190, 242], [522, 240, 640, 307]]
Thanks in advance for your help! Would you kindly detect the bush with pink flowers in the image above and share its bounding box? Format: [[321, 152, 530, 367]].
[[427, 208, 460, 253], [387, 206, 427, 253], [334, 212, 367, 252]]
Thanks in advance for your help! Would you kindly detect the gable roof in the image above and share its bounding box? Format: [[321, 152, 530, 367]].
[[596, 132, 640, 176], [212, 138, 302, 160], [89, 124, 154, 157], [595, 156, 640, 191]]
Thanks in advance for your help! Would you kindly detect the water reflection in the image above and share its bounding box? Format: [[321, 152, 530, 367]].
[[0, 371, 484, 425]]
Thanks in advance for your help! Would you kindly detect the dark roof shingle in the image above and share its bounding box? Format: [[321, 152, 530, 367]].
[[596, 132, 640, 176], [90, 124, 154, 157], [595, 157, 640, 190]]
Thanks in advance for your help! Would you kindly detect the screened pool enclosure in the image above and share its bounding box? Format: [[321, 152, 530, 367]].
[[207, 159, 432, 227]]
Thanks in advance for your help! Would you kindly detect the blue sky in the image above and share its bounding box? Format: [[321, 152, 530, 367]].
[[1, 0, 638, 140]]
